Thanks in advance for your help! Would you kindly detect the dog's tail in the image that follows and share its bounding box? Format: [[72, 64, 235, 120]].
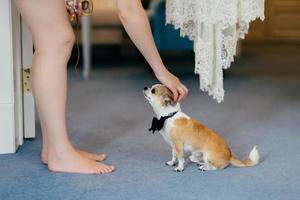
[[229, 146, 260, 168]]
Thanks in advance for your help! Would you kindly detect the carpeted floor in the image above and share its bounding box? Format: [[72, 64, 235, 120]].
[[1, 47, 300, 200]]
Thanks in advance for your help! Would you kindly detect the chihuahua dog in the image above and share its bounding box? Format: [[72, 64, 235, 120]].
[[143, 84, 259, 172]]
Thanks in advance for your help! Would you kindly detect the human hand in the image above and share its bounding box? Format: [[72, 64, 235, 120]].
[[155, 69, 188, 102]]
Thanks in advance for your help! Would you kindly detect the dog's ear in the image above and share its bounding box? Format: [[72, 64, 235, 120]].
[[162, 94, 176, 107]]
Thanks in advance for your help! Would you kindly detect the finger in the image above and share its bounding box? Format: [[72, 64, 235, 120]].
[[179, 82, 188, 92], [178, 84, 187, 99], [171, 87, 179, 102], [177, 87, 186, 102], [181, 84, 189, 98], [179, 84, 188, 98], [182, 84, 189, 94]]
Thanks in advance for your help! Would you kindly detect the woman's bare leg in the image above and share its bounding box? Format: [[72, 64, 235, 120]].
[[39, 116, 106, 164], [14, 0, 114, 174], [24, 7, 107, 167]]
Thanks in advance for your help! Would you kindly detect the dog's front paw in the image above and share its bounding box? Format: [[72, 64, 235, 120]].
[[166, 161, 176, 166], [198, 165, 206, 172], [174, 167, 184, 172]]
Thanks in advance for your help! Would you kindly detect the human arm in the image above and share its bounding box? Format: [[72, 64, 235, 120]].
[[116, 0, 188, 101]]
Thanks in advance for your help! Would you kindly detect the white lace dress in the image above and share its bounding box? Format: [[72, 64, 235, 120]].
[[165, 0, 265, 102]]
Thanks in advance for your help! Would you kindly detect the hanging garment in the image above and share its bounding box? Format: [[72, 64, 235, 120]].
[[165, 0, 265, 102]]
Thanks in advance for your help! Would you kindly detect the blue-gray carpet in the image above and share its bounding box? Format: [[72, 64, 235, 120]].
[[1, 51, 300, 200]]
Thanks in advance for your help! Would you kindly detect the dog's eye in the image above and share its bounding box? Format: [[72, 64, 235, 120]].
[[151, 89, 156, 94]]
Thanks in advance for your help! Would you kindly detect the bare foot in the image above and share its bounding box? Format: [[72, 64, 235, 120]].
[[41, 148, 106, 164], [47, 148, 115, 174]]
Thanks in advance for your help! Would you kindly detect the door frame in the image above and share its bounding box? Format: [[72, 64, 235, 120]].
[[21, 14, 35, 139], [0, 0, 35, 154]]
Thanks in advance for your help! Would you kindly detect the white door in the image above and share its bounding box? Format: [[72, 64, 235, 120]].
[[0, 0, 35, 154]]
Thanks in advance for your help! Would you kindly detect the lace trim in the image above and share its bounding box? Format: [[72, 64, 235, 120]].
[[166, 0, 265, 102]]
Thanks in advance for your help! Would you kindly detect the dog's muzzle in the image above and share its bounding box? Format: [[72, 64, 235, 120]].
[[143, 87, 150, 100]]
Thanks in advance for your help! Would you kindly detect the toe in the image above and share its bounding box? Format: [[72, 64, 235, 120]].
[[104, 166, 112, 173], [106, 165, 115, 173], [99, 167, 109, 174], [97, 164, 115, 174], [96, 154, 107, 161], [110, 165, 115, 171]]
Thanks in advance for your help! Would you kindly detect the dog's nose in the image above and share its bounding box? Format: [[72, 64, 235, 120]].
[[143, 87, 148, 91]]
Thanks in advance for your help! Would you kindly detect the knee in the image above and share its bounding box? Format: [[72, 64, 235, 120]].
[[50, 31, 75, 57], [58, 32, 75, 55], [35, 30, 75, 58]]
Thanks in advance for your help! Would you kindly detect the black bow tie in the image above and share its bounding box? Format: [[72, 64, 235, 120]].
[[148, 112, 178, 133]]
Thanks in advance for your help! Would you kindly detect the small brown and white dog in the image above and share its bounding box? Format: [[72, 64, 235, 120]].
[[143, 84, 259, 172]]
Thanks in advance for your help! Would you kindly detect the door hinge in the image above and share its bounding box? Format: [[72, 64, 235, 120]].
[[22, 68, 31, 93]]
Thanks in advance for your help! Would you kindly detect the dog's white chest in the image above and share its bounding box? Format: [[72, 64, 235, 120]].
[[160, 130, 173, 147]]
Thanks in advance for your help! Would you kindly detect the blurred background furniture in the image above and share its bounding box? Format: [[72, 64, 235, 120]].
[[245, 0, 300, 43], [81, 0, 153, 79], [81, 0, 122, 78]]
